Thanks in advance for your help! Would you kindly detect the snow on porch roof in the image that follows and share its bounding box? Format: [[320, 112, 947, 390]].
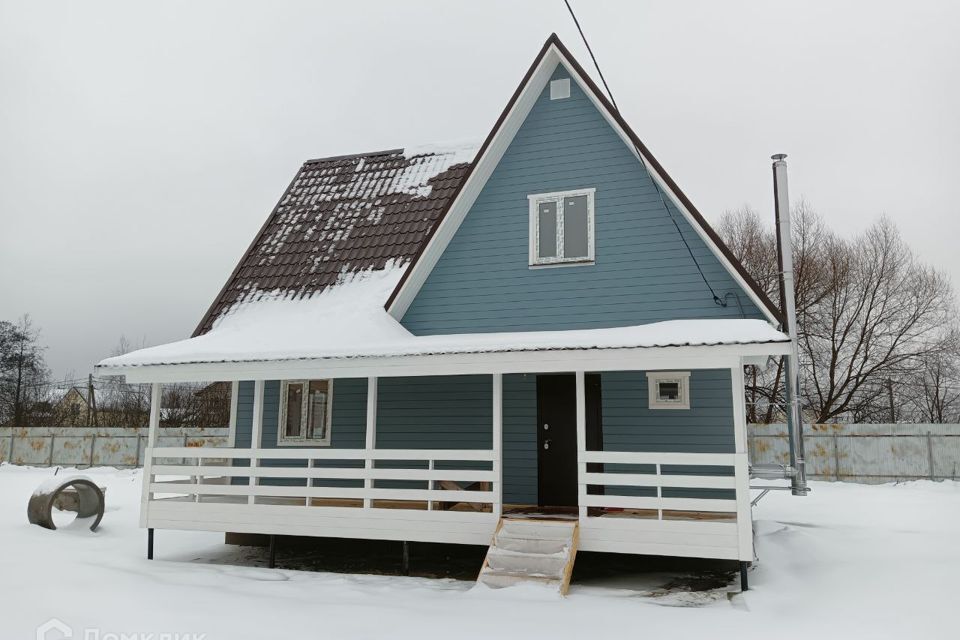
[[98, 266, 790, 372]]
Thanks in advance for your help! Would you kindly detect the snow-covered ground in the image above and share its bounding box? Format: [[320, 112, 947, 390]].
[[1, 465, 954, 640]]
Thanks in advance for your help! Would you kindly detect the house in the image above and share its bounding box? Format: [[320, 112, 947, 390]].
[[33, 384, 129, 427], [44, 387, 89, 425], [96, 34, 795, 592]]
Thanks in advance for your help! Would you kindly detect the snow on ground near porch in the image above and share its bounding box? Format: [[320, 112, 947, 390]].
[[1, 465, 954, 640], [97, 265, 788, 370]]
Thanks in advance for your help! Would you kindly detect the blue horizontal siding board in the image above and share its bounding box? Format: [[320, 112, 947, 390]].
[[401, 63, 764, 334]]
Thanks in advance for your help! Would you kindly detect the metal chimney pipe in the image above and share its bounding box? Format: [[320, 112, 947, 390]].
[[772, 154, 809, 496]]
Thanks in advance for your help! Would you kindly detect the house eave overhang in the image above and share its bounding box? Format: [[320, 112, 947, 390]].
[[95, 340, 791, 384]]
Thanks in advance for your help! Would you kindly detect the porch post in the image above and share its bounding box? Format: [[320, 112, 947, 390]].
[[249, 380, 265, 506], [139, 382, 161, 528], [575, 371, 587, 520], [731, 362, 754, 561], [364, 377, 378, 509], [492, 373, 503, 518], [227, 380, 240, 448]]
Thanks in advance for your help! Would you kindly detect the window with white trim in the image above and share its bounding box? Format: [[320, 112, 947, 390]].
[[647, 372, 691, 410], [279, 380, 333, 445], [528, 188, 595, 266]]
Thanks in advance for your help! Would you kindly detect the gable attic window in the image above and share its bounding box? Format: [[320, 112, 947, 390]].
[[279, 380, 333, 445], [528, 188, 595, 267], [646, 372, 691, 410], [550, 78, 571, 100]]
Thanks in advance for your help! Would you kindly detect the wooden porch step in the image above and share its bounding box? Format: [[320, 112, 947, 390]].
[[477, 517, 579, 595]]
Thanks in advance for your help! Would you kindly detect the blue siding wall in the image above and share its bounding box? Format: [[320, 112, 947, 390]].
[[401, 64, 764, 334], [232, 370, 733, 500], [376, 376, 491, 450], [235, 379, 367, 449], [599, 369, 735, 499], [503, 373, 538, 505], [600, 370, 734, 454], [234, 379, 367, 486]]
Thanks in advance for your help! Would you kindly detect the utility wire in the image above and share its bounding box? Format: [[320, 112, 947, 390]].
[[561, 0, 727, 308]]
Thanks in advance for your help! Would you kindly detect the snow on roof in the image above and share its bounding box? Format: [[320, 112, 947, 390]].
[[194, 141, 480, 336], [386, 141, 478, 198], [98, 264, 789, 371]]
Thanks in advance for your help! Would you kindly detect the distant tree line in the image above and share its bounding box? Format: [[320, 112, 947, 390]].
[[0, 328, 230, 429], [719, 202, 959, 423]]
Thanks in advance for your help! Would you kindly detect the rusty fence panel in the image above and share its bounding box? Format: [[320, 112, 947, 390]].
[[2, 424, 958, 482], [0, 426, 230, 468], [749, 423, 960, 483]]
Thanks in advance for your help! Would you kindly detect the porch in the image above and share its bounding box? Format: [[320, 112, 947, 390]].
[[141, 367, 755, 562]]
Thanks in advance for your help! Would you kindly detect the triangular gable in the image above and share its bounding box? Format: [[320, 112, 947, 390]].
[[385, 34, 782, 327]]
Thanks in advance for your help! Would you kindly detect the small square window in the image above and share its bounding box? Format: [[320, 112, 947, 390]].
[[279, 380, 333, 445], [647, 372, 690, 410], [528, 188, 595, 266], [550, 78, 570, 100]]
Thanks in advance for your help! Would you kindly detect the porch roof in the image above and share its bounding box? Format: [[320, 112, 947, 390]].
[[96, 266, 790, 381]]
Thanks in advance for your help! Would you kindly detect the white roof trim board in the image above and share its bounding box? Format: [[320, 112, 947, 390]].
[[97, 266, 789, 377], [385, 42, 781, 326]]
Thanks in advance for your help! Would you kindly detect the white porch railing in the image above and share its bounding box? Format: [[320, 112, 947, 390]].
[[146, 446, 498, 510], [576, 450, 752, 560], [579, 451, 741, 516]]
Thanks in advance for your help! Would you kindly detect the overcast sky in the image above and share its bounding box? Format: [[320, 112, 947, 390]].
[[1, 0, 958, 380]]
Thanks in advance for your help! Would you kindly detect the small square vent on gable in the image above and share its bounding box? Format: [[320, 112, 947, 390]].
[[550, 78, 571, 100]]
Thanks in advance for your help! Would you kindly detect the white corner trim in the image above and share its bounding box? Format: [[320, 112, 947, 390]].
[[646, 371, 691, 410], [528, 187, 596, 266]]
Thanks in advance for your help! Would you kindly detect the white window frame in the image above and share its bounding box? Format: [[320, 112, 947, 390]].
[[278, 379, 334, 446], [528, 187, 596, 267], [646, 371, 691, 410]]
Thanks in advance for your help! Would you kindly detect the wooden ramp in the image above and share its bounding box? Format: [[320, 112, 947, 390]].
[[477, 518, 579, 595]]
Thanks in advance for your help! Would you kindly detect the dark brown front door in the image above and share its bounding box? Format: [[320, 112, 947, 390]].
[[536, 374, 602, 508]]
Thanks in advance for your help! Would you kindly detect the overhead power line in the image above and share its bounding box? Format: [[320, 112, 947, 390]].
[[561, 0, 728, 309]]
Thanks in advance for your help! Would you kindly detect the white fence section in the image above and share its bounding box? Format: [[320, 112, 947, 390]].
[[0, 426, 229, 468], [576, 451, 751, 560], [749, 423, 960, 483], [143, 446, 500, 546]]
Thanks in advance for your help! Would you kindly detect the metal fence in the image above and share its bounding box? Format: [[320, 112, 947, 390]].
[[3, 424, 959, 483], [0, 426, 229, 468], [749, 423, 960, 483]]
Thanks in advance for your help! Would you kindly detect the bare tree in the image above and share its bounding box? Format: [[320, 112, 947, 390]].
[[900, 336, 960, 423], [0, 315, 50, 428], [719, 205, 956, 423], [800, 217, 954, 421], [718, 202, 833, 422], [96, 337, 231, 428]]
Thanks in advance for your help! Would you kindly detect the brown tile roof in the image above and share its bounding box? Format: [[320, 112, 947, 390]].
[[193, 143, 477, 336]]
